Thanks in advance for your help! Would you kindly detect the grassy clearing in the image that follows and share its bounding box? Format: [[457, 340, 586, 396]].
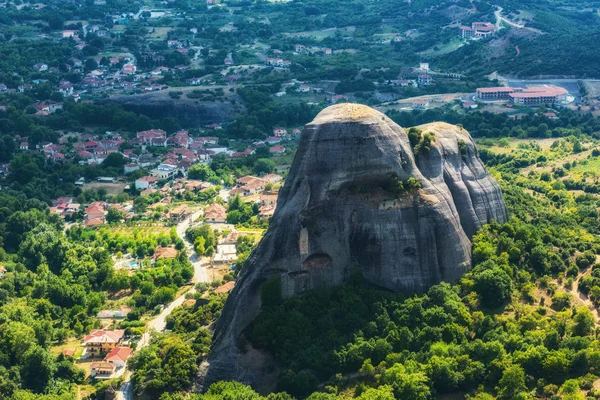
[[421, 37, 465, 57], [50, 338, 84, 359], [569, 157, 600, 179], [83, 182, 127, 195], [478, 138, 558, 154], [286, 26, 355, 40], [146, 27, 173, 40]]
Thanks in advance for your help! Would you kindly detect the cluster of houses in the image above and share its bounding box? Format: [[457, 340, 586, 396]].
[[83, 329, 133, 379], [13, 123, 292, 173], [7, 26, 206, 101]]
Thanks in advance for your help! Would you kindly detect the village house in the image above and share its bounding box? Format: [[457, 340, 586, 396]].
[[166, 130, 189, 148], [124, 163, 139, 174], [295, 44, 307, 53], [83, 329, 125, 357], [62, 30, 78, 38], [204, 203, 227, 223], [104, 347, 133, 369], [260, 192, 278, 206], [154, 246, 178, 260], [259, 204, 275, 219], [0, 265, 6, 279], [85, 217, 104, 228], [270, 146, 285, 154], [412, 99, 430, 110], [417, 74, 433, 86], [233, 176, 267, 196], [187, 77, 203, 86], [85, 204, 105, 220], [214, 234, 237, 265], [135, 176, 160, 190], [90, 361, 115, 378], [58, 82, 74, 96], [122, 64, 136, 74], [137, 129, 167, 144], [273, 128, 287, 137], [53, 196, 74, 207], [168, 204, 190, 222], [265, 136, 281, 145]]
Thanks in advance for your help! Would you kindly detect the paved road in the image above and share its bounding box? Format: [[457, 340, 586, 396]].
[[494, 6, 524, 30], [116, 210, 208, 400]]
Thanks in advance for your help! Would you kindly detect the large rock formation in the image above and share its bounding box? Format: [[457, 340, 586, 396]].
[[198, 103, 508, 391], [99, 91, 238, 126]]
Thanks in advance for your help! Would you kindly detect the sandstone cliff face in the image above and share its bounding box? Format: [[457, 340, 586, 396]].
[[198, 104, 508, 390]]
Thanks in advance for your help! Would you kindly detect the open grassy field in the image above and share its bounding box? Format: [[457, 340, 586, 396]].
[[285, 26, 355, 40], [83, 182, 127, 195], [146, 27, 173, 40], [421, 37, 465, 57], [569, 157, 600, 179], [479, 138, 558, 155], [50, 338, 84, 359]]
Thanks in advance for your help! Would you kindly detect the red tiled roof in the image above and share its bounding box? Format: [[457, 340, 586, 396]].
[[477, 87, 515, 93], [154, 246, 178, 259], [85, 218, 104, 227], [104, 346, 132, 363], [84, 329, 124, 344]]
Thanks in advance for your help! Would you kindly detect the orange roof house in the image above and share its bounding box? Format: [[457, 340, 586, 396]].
[[85, 217, 104, 227], [104, 346, 133, 367], [154, 246, 178, 259], [205, 203, 227, 223]]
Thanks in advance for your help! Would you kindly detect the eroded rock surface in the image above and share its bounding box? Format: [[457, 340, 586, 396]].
[[99, 92, 238, 126], [198, 103, 508, 390]]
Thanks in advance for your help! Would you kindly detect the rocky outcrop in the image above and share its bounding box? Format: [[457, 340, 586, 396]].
[[198, 104, 508, 391], [99, 92, 238, 127]]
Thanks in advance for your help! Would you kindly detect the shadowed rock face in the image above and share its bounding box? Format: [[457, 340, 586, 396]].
[[98, 94, 237, 126], [197, 104, 508, 391]]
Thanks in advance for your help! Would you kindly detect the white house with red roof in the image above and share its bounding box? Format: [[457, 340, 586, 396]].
[[122, 64, 136, 74], [137, 129, 166, 144], [104, 347, 133, 368], [270, 145, 285, 154], [135, 176, 160, 190]]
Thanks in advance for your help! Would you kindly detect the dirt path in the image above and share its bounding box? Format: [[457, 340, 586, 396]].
[[565, 266, 599, 322], [515, 45, 520, 57]]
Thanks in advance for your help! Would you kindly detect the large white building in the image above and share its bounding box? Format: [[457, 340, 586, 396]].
[[150, 164, 178, 179], [476, 85, 568, 106]]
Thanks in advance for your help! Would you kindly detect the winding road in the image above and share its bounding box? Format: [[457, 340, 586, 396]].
[[494, 6, 525, 30], [116, 210, 209, 400]]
